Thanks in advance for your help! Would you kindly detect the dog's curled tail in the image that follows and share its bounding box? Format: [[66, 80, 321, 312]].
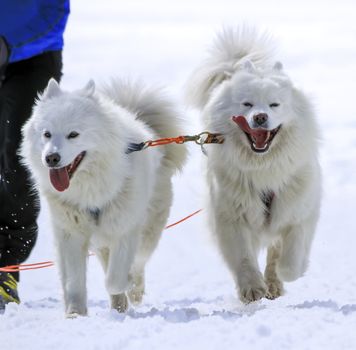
[[102, 79, 187, 172], [186, 26, 276, 109]]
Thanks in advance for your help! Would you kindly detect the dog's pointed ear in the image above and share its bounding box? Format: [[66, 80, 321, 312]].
[[273, 61, 283, 71], [83, 79, 95, 97], [42, 78, 61, 99], [243, 60, 257, 73]]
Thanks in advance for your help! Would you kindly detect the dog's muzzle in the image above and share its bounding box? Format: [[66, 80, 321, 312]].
[[232, 116, 281, 153], [47, 151, 86, 192]]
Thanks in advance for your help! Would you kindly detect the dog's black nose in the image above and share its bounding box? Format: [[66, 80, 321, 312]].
[[45, 152, 61, 167], [253, 113, 268, 126]]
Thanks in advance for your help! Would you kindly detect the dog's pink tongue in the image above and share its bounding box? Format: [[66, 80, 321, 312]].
[[49, 168, 70, 192], [232, 116, 269, 149]]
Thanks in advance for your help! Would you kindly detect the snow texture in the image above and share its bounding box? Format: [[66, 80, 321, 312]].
[[2, 0, 356, 349]]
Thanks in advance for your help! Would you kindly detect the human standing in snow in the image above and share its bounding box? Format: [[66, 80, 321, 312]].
[[0, 0, 70, 310]]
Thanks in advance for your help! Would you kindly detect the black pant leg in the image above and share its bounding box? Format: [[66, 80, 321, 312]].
[[0, 51, 63, 280]]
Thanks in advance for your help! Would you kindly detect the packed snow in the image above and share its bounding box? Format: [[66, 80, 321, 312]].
[[2, 0, 356, 349]]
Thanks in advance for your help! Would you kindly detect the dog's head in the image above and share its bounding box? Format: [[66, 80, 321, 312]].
[[206, 60, 312, 159], [21, 79, 114, 193], [228, 61, 291, 153]]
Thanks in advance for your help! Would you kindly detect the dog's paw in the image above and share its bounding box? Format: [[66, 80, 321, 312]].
[[239, 282, 267, 303], [65, 310, 87, 319], [265, 278, 284, 300], [111, 293, 128, 313], [128, 288, 144, 306]]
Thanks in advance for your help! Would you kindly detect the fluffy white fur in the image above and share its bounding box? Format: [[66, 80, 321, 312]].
[[186, 27, 321, 303], [20, 78, 187, 316]]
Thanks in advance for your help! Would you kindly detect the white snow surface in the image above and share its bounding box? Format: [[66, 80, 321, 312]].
[[2, 0, 356, 349]]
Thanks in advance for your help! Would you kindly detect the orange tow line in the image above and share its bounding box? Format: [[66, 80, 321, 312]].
[[0, 209, 203, 272]]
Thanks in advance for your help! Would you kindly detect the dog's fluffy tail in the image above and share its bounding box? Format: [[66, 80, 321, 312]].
[[186, 26, 276, 109], [102, 79, 187, 171]]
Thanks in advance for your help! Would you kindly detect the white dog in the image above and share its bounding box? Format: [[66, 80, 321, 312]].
[[186, 27, 321, 303], [20, 78, 186, 316]]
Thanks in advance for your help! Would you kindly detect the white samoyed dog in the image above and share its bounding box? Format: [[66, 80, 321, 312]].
[[186, 27, 321, 303], [20, 78, 187, 316]]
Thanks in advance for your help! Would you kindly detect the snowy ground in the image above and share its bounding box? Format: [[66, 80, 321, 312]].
[[2, 0, 356, 349]]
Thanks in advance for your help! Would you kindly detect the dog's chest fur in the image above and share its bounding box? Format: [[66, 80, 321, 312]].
[[209, 163, 291, 235], [47, 192, 145, 246]]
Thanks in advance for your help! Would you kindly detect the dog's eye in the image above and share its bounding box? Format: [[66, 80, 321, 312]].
[[43, 131, 51, 139], [270, 103, 280, 108], [243, 102, 253, 108], [67, 131, 79, 139]]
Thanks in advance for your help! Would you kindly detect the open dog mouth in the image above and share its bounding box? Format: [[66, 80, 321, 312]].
[[232, 116, 281, 153], [49, 151, 86, 192]]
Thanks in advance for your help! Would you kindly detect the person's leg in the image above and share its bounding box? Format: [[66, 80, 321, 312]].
[[0, 51, 62, 287]]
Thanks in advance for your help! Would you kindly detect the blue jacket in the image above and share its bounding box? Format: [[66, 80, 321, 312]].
[[0, 0, 70, 63]]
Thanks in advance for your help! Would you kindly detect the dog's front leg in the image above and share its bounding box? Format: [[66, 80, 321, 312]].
[[277, 216, 317, 282], [264, 242, 284, 299], [105, 233, 139, 312], [54, 229, 89, 317], [215, 219, 266, 303]]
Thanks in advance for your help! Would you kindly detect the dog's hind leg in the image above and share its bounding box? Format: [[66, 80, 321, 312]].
[[264, 242, 284, 299], [96, 247, 109, 272], [54, 228, 89, 317], [128, 176, 173, 305]]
